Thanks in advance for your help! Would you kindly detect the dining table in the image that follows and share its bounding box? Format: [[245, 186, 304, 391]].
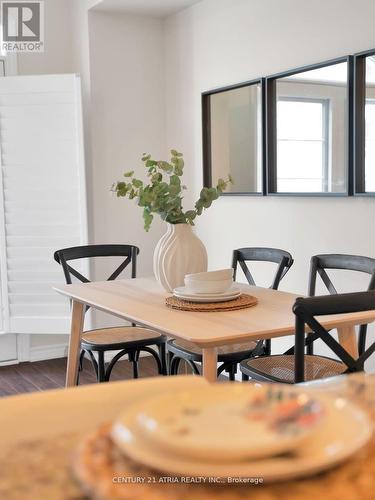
[[1, 372, 375, 499], [54, 277, 375, 386]]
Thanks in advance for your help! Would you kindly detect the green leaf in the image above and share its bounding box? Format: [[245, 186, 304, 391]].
[[146, 159, 157, 167], [199, 187, 210, 200], [158, 161, 173, 173], [171, 149, 183, 157], [185, 210, 196, 221], [151, 172, 162, 183], [208, 187, 219, 200], [143, 208, 153, 231], [170, 175, 181, 186], [114, 151, 230, 234], [168, 184, 180, 197]]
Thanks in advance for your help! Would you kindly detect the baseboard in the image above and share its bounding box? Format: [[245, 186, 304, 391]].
[[0, 359, 19, 366], [28, 344, 153, 363], [29, 343, 69, 362], [26, 342, 156, 363]]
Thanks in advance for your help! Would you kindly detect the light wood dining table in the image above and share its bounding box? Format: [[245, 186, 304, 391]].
[[1, 373, 375, 499], [54, 277, 375, 387]]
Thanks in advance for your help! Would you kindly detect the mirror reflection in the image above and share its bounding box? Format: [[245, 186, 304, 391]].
[[209, 83, 262, 193], [365, 56, 375, 192], [276, 62, 348, 193]]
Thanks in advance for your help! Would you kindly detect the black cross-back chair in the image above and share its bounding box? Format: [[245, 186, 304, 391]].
[[232, 247, 294, 355], [54, 244, 167, 383], [241, 291, 375, 384], [166, 247, 294, 380], [307, 254, 375, 355]]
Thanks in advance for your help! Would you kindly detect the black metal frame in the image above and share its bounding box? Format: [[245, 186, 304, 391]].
[[240, 291, 375, 384], [202, 52, 375, 198], [266, 55, 354, 197], [307, 254, 375, 355], [54, 244, 139, 285], [54, 244, 167, 382], [293, 292, 375, 382], [167, 340, 264, 381], [353, 48, 375, 196], [166, 247, 294, 376], [232, 247, 294, 289], [202, 78, 267, 196], [232, 247, 294, 355]]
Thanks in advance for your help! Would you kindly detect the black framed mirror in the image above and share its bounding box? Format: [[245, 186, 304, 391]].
[[354, 49, 375, 195], [266, 57, 353, 196], [202, 79, 265, 195]]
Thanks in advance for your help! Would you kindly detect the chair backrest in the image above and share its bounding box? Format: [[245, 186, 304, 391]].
[[232, 247, 294, 290], [293, 291, 375, 383], [308, 254, 375, 354], [54, 244, 139, 285], [308, 254, 375, 296]]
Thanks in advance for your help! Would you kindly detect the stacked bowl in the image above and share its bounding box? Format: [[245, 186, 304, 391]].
[[173, 269, 241, 303]]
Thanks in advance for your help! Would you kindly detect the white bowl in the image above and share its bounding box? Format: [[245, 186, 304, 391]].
[[184, 278, 233, 294], [185, 268, 233, 282]]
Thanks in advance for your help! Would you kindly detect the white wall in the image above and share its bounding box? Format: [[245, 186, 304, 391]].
[[13, 4, 167, 351], [17, 0, 76, 75], [11, 0, 375, 365], [87, 11, 165, 326], [164, 0, 375, 362]]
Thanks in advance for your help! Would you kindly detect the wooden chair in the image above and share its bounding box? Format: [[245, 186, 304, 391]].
[[240, 291, 375, 384], [54, 244, 167, 383], [167, 247, 294, 379]]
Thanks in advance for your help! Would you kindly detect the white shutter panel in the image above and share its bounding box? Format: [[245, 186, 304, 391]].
[[0, 74, 87, 334]]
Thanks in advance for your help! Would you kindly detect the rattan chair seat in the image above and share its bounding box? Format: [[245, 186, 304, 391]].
[[81, 327, 162, 346], [171, 338, 258, 357], [242, 354, 346, 383]]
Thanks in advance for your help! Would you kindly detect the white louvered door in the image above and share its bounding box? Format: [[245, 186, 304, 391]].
[[0, 74, 87, 343]]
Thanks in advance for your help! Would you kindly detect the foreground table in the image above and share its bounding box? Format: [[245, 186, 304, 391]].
[[54, 278, 375, 386], [1, 373, 375, 499]]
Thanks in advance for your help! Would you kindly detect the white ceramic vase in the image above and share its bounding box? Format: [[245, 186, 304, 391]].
[[153, 223, 208, 292]]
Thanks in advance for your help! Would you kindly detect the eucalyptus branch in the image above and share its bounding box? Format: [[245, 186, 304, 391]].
[[113, 150, 233, 231]]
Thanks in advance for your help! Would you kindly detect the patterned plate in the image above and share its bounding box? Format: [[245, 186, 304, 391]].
[[113, 385, 324, 462]]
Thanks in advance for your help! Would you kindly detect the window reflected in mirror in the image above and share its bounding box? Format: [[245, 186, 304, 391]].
[[365, 56, 375, 192], [206, 82, 263, 194], [275, 61, 349, 193]]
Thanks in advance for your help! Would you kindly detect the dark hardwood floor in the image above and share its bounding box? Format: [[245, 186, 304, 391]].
[[0, 356, 162, 397]]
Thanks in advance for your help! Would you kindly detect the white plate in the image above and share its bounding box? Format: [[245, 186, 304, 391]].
[[174, 286, 241, 297], [115, 385, 324, 462], [112, 385, 372, 482], [173, 286, 241, 303]]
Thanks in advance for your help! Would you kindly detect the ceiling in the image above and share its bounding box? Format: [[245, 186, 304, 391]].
[[91, 0, 202, 18]]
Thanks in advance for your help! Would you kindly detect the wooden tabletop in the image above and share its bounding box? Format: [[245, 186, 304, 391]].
[[1, 373, 375, 499], [54, 278, 375, 348], [0, 375, 207, 451]]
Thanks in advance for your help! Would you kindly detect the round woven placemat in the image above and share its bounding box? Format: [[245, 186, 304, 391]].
[[165, 293, 258, 312]]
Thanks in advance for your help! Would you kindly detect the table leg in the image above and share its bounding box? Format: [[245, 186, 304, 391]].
[[66, 300, 85, 387], [202, 347, 218, 382], [337, 325, 358, 359]]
